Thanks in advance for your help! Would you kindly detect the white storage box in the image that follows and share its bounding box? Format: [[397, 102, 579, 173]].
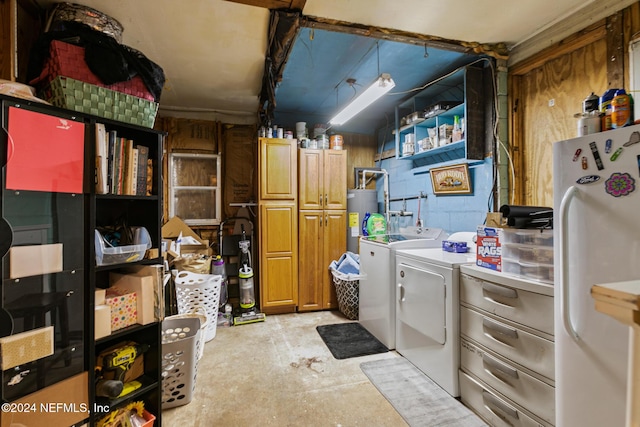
[[95, 226, 151, 266]]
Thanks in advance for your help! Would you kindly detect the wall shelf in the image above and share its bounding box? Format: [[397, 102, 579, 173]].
[[394, 65, 486, 168]]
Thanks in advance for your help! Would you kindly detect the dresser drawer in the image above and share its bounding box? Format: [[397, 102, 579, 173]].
[[459, 371, 554, 427], [460, 306, 554, 381], [461, 338, 554, 424], [460, 273, 554, 336]]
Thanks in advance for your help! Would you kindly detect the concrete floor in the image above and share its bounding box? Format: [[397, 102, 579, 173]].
[[162, 310, 409, 426]]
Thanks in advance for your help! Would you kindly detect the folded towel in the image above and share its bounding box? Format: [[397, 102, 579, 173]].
[[329, 251, 360, 275]]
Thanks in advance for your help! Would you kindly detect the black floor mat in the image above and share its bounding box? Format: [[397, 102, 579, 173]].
[[316, 322, 388, 360]]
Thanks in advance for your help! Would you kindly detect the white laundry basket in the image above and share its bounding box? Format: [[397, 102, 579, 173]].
[[166, 310, 208, 361], [174, 271, 221, 341], [161, 316, 201, 409]]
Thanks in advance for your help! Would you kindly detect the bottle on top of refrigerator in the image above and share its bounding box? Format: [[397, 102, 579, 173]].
[[599, 88, 617, 131], [611, 89, 632, 128]]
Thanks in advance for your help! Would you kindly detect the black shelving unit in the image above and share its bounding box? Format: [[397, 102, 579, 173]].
[[0, 94, 164, 426]]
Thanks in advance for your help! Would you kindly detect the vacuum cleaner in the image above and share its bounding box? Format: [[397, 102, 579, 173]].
[[233, 227, 266, 326]]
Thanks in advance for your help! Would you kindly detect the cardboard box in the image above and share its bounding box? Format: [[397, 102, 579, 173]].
[[162, 216, 211, 256], [122, 264, 165, 322], [162, 216, 213, 258], [162, 216, 206, 245], [0, 372, 88, 427], [95, 288, 106, 305], [109, 272, 156, 325], [0, 326, 54, 370], [9, 243, 63, 279], [105, 289, 137, 331], [476, 226, 502, 271], [95, 304, 112, 339]]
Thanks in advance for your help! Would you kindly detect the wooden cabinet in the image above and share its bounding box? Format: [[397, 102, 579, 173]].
[[458, 265, 555, 427], [259, 137, 297, 200], [258, 138, 298, 313], [298, 149, 346, 311], [299, 149, 347, 210], [298, 209, 346, 310]]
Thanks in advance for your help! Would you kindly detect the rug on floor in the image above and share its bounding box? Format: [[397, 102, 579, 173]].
[[316, 322, 388, 359], [360, 357, 488, 427]]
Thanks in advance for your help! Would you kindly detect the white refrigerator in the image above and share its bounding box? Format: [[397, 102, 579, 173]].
[[553, 124, 640, 427]]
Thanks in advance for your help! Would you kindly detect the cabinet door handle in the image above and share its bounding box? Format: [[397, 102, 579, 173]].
[[482, 391, 519, 422], [325, 194, 328, 205], [325, 214, 328, 226], [482, 317, 518, 341], [319, 195, 323, 206], [482, 353, 519, 379], [482, 282, 518, 299], [398, 283, 405, 302]]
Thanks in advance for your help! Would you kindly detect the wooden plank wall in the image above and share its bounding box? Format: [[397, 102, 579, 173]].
[[341, 132, 378, 189], [508, 2, 640, 207]]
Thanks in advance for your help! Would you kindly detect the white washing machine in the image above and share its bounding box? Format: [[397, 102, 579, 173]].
[[395, 236, 476, 397], [358, 228, 446, 350]]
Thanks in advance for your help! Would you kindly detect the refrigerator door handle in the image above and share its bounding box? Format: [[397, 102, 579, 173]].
[[560, 185, 580, 340]]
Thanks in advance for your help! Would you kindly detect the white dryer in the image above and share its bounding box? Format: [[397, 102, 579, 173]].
[[395, 243, 475, 397]]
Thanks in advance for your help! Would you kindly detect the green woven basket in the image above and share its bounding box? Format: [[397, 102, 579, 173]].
[[45, 76, 158, 128]]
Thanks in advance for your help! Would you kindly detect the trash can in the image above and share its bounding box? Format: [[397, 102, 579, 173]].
[[161, 316, 201, 409], [174, 271, 221, 341], [330, 269, 363, 321]]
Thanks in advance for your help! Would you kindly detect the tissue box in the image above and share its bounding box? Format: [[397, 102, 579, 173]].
[[476, 226, 502, 271], [442, 240, 468, 253], [105, 289, 137, 331]]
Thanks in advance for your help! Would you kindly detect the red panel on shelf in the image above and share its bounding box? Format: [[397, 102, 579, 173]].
[[6, 106, 85, 193]]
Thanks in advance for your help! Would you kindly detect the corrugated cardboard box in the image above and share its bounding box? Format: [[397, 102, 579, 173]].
[[162, 216, 211, 256]]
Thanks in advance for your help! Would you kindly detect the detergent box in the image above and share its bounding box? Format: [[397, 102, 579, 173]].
[[476, 226, 502, 271]]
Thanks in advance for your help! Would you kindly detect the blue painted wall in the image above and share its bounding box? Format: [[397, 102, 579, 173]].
[[375, 140, 494, 235]]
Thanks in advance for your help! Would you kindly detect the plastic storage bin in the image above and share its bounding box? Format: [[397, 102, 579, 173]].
[[94, 226, 151, 266], [174, 271, 221, 342], [330, 269, 363, 320], [501, 228, 553, 246], [161, 316, 201, 409]]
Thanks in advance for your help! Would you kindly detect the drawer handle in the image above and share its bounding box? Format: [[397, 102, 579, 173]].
[[482, 317, 518, 340], [482, 282, 518, 299], [482, 353, 519, 379], [482, 390, 519, 421]]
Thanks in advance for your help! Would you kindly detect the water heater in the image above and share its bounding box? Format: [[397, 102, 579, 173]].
[[346, 189, 378, 253]]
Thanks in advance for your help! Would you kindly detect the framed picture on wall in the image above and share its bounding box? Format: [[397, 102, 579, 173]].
[[429, 163, 472, 195]]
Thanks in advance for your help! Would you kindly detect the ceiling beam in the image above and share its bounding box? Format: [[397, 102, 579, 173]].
[[302, 15, 509, 60], [223, 0, 306, 11]]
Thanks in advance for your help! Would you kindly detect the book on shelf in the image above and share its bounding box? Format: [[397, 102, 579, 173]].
[[95, 123, 108, 194], [108, 130, 117, 194], [122, 138, 133, 195], [146, 158, 153, 196], [115, 137, 125, 195], [135, 145, 149, 196], [131, 147, 139, 196], [104, 133, 151, 196]]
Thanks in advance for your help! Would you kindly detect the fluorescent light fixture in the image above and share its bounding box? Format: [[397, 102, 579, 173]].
[[329, 73, 396, 126]]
